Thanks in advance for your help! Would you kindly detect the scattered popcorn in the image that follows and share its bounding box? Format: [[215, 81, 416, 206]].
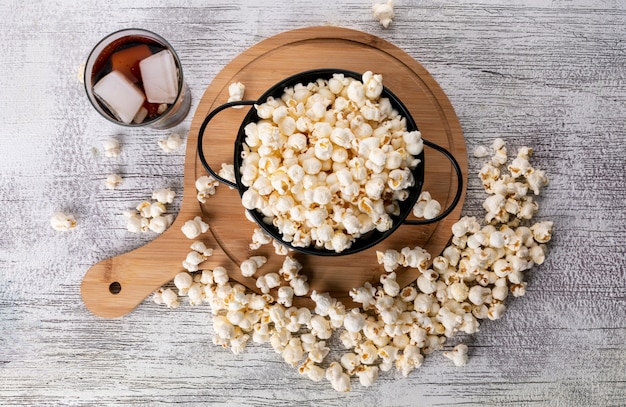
[[299, 359, 326, 382], [372, 0, 394, 28], [326, 362, 351, 392], [227, 81, 246, 106], [103, 137, 121, 158], [151, 139, 553, 393], [355, 365, 379, 387], [443, 344, 469, 366], [158, 133, 183, 153], [240, 256, 266, 277], [50, 211, 77, 232], [218, 163, 236, 186], [160, 288, 180, 308], [152, 188, 176, 204], [77, 63, 85, 83], [376, 249, 402, 272], [124, 188, 176, 234], [174, 272, 193, 295], [190, 241, 214, 257], [181, 216, 210, 239], [256, 272, 281, 294], [412, 191, 442, 220], [472, 144, 491, 158], [196, 175, 220, 203], [104, 173, 123, 190], [148, 214, 174, 233], [277, 286, 295, 307]]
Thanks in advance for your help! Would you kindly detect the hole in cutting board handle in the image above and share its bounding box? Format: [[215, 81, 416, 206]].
[[109, 282, 122, 294]]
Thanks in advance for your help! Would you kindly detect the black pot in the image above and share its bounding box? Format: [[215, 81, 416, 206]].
[[198, 68, 463, 256]]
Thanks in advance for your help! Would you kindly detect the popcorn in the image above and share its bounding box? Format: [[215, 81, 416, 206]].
[[468, 285, 492, 306], [412, 191, 442, 220], [158, 133, 183, 153], [276, 286, 294, 307], [401, 246, 431, 271], [103, 137, 121, 158], [124, 211, 146, 233], [278, 256, 302, 282], [187, 283, 205, 306], [473, 144, 491, 158], [152, 188, 176, 204], [182, 250, 206, 272], [77, 63, 85, 83], [173, 272, 193, 295], [531, 221, 554, 243], [50, 211, 77, 231], [290, 275, 310, 297], [190, 241, 214, 257], [395, 345, 424, 377], [249, 227, 272, 250], [160, 288, 180, 309], [299, 359, 326, 382], [181, 216, 209, 239], [255, 272, 280, 294], [355, 365, 379, 387], [282, 338, 305, 367], [148, 214, 174, 233], [138, 201, 165, 219], [340, 352, 361, 375], [349, 282, 377, 310], [326, 362, 351, 392], [218, 163, 236, 186], [372, 0, 394, 28], [380, 272, 400, 297], [443, 344, 469, 366], [311, 291, 336, 316], [301, 335, 329, 362], [376, 249, 402, 272], [227, 81, 246, 105], [213, 266, 229, 286], [196, 175, 220, 203], [309, 315, 333, 340], [104, 174, 123, 190], [344, 309, 366, 333], [240, 256, 267, 277]]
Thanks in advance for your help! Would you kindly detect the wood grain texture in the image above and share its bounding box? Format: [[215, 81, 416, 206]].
[[1, 1, 625, 406]]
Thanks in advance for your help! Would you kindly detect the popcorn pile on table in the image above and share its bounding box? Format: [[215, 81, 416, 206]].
[[153, 138, 553, 392], [124, 188, 177, 234]]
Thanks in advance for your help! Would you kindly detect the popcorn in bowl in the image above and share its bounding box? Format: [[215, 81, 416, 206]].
[[237, 70, 425, 254]]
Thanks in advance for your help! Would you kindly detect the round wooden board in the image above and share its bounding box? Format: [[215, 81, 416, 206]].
[[193, 26, 467, 306], [81, 26, 467, 318]]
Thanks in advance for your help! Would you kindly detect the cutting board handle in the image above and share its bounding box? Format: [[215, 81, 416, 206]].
[[80, 209, 233, 318], [80, 227, 191, 318]]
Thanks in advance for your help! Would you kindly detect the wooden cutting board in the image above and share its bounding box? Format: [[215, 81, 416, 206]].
[[81, 26, 467, 318]]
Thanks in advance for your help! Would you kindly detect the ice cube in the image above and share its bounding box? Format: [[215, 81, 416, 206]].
[[111, 44, 152, 83], [139, 50, 179, 104], [133, 106, 148, 124], [93, 70, 145, 124]]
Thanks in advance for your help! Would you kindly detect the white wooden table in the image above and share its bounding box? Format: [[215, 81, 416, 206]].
[[1, 1, 624, 405]]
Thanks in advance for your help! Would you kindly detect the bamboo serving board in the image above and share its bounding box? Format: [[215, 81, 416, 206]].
[[81, 26, 467, 318]]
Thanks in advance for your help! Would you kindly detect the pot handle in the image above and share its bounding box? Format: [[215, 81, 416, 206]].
[[197, 100, 258, 189], [403, 139, 464, 225]]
